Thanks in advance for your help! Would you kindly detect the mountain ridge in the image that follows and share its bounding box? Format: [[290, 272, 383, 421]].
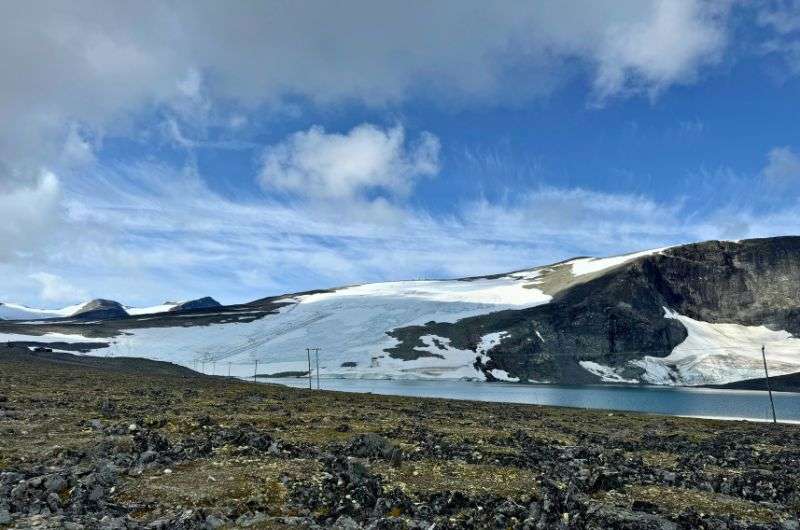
[[1, 236, 798, 387], [0, 297, 223, 321]]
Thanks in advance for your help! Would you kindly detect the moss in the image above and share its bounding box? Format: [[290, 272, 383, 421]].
[[373, 460, 538, 499], [638, 451, 679, 470], [625, 485, 788, 523], [117, 456, 321, 520]]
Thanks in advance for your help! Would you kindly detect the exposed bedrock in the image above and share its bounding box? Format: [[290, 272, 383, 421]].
[[169, 296, 222, 312], [71, 299, 129, 320]]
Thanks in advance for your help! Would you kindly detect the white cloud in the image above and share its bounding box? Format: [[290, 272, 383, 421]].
[[259, 124, 440, 200], [1, 2, 798, 306], [163, 118, 195, 150], [758, 0, 800, 35], [0, 1, 738, 175], [757, 1, 800, 74], [60, 127, 97, 168], [29, 272, 88, 304], [762, 146, 800, 188], [0, 171, 62, 261], [462, 187, 688, 252], [28, 161, 694, 303], [0, 1, 749, 267], [592, 0, 727, 101], [3, 153, 798, 307]]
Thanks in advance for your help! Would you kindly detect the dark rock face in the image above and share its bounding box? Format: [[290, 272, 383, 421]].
[[643, 237, 800, 335], [71, 299, 129, 320], [387, 237, 800, 383], [169, 297, 222, 312]]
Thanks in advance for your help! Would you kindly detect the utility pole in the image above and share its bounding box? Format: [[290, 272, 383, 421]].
[[315, 348, 321, 390], [306, 348, 320, 389], [254, 359, 258, 383], [306, 348, 313, 389], [228, 362, 232, 377], [762, 345, 777, 424]]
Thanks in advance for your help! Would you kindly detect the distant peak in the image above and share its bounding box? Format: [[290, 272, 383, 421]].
[[72, 299, 128, 319], [169, 297, 222, 312]]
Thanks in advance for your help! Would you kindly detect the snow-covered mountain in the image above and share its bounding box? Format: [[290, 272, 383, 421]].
[[0, 297, 222, 320], [0, 301, 94, 321], [1, 237, 799, 386]]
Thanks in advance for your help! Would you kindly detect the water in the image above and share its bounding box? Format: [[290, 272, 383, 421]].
[[260, 378, 800, 423]]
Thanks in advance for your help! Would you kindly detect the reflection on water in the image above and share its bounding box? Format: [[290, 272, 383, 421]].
[[260, 378, 800, 423]]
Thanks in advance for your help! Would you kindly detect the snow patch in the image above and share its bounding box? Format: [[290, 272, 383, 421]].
[[126, 303, 179, 316], [476, 332, 508, 354], [401, 335, 485, 380], [0, 331, 107, 344], [628, 357, 679, 385], [632, 308, 800, 386], [300, 273, 549, 307], [579, 361, 637, 383], [0, 301, 91, 320], [570, 247, 669, 277], [489, 369, 519, 382]]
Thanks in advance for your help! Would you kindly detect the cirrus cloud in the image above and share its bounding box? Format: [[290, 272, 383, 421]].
[[762, 146, 800, 189]]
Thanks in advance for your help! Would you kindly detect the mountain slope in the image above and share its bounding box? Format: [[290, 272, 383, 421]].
[[71, 299, 129, 320], [0, 297, 225, 320], [1, 237, 799, 386], [385, 237, 800, 385], [0, 301, 92, 320]]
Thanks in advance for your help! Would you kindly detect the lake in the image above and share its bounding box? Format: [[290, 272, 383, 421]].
[[259, 377, 800, 423]]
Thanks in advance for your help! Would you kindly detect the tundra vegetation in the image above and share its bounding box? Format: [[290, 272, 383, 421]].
[[1, 347, 798, 529]]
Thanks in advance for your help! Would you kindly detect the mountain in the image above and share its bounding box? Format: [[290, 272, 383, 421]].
[[0, 301, 93, 320], [0, 299, 129, 321], [0, 297, 225, 321], [71, 299, 129, 320], [387, 237, 800, 386], [169, 296, 221, 312], [1, 236, 799, 387]]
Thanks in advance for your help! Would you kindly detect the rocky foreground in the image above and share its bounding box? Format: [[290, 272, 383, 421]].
[[1, 348, 799, 529]]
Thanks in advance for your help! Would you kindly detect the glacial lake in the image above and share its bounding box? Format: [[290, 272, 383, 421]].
[[259, 377, 800, 423]]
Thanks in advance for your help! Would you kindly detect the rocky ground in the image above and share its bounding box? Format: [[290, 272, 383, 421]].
[[1, 347, 799, 529]]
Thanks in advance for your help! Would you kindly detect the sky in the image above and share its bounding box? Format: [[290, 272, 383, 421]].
[[2, 0, 800, 307]]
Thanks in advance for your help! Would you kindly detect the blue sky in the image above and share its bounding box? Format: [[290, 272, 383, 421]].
[[2, 1, 800, 307]]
